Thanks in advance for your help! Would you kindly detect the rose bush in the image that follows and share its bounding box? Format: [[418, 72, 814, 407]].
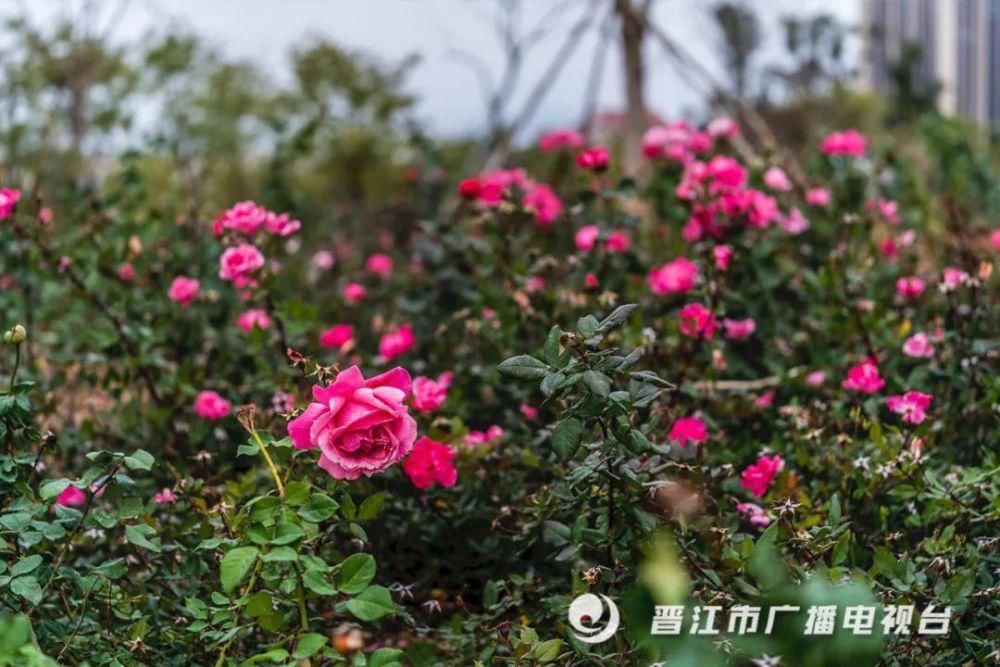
[[0, 109, 996, 666]]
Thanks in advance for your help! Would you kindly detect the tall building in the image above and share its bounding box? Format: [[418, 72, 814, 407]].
[[861, 0, 1000, 124]]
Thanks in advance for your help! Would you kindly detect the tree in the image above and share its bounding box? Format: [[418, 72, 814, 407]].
[[712, 2, 761, 100]]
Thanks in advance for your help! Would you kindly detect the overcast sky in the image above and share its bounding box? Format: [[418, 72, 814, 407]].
[[28, 0, 861, 139]]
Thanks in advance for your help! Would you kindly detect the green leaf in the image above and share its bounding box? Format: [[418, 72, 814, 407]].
[[302, 569, 338, 596], [125, 523, 162, 553], [529, 638, 564, 663], [262, 546, 298, 562], [483, 580, 499, 608], [292, 632, 328, 659], [245, 592, 273, 618], [337, 553, 376, 594], [497, 355, 549, 380], [342, 585, 395, 621], [284, 481, 310, 506], [220, 546, 259, 594], [123, 449, 154, 471], [551, 419, 583, 461], [184, 596, 208, 619], [271, 521, 305, 545], [828, 493, 841, 524], [237, 442, 260, 457], [543, 326, 563, 366], [369, 647, 405, 667], [10, 555, 43, 577], [596, 304, 636, 333], [10, 576, 42, 605], [582, 371, 611, 398], [577, 315, 599, 338], [0, 512, 32, 532], [39, 479, 71, 502], [358, 492, 387, 520]]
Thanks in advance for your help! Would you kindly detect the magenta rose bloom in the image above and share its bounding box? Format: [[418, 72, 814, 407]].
[[287, 366, 417, 480]]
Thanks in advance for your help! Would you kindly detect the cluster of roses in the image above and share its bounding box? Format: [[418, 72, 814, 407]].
[[168, 200, 301, 314], [457, 168, 563, 227]]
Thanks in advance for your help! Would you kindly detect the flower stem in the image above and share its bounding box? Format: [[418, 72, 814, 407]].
[[252, 429, 285, 499], [9, 343, 20, 391]]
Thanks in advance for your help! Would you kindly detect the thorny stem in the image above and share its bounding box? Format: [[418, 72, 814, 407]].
[[293, 561, 310, 632]]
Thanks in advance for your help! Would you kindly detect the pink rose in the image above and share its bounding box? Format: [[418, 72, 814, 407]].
[[56, 484, 87, 507], [574, 225, 600, 252], [319, 324, 355, 351], [576, 146, 610, 171], [343, 282, 366, 303], [707, 117, 740, 138], [736, 502, 771, 526], [902, 332, 935, 358], [194, 390, 230, 420], [842, 360, 885, 394], [820, 129, 866, 157], [668, 416, 708, 447], [763, 166, 792, 192], [806, 187, 831, 207], [219, 243, 264, 287], [118, 263, 135, 282], [263, 211, 301, 237], [402, 436, 458, 490], [896, 276, 925, 300], [677, 302, 717, 339], [713, 245, 733, 270], [740, 454, 784, 497], [520, 403, 539, 421], [780, 208, 810, 235], [312, 250, 335, 270], [168, 276, 199, 307], [365, 254, 394, 278], [464, 426, 503, 447], [538, 129, 584, 152], [648, 257, 698, 294], [379, 325, 415, 361], [605, 230, 631, 252], [0, 187, 21, 221], [584, 272, 598, 289], [287, 366, 417, 480], [991, 228, 1000, 250], [523, 183, 562, 227], [806, 370, 827, 386], [237, 309, 272, 332], [411, 372, 452, 413], [886, 390, 933, 425], [154, 488, 177, 504], [723, 317, 756, 340], [213, 200, 268, 236]]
